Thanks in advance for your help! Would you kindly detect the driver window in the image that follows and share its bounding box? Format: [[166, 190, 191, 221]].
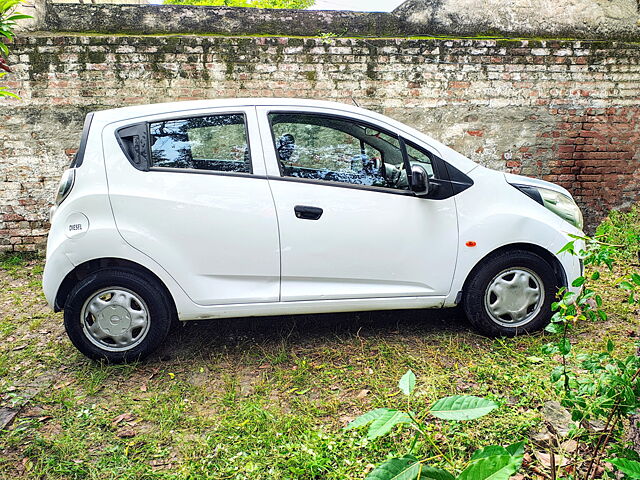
[[269, 113, 409, 190]]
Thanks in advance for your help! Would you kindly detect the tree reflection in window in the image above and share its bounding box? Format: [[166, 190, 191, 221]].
[[270, 113, 412, 190], [150, 114, 251, 173]]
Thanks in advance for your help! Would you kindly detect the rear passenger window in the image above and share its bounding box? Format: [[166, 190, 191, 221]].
[[149, 114, 251, 173]]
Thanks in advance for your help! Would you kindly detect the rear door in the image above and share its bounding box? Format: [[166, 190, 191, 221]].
[[103, 107, 281, 306]]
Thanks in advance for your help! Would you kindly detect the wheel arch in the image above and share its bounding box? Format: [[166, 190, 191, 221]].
[[459, 242, 567, 302], [54, 257, 177, 315]]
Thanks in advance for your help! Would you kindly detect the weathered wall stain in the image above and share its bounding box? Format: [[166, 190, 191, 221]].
[[1, 32, 639, 251]]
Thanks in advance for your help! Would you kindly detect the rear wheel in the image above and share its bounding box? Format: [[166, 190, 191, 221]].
[[64, 269, 174, 362], [462, 250, 559, 337]]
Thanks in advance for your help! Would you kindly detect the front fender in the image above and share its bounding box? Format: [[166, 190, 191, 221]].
[[445, 168, 584, 305]]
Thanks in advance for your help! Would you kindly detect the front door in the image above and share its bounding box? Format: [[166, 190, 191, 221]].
[[257, 108, 459, 302]]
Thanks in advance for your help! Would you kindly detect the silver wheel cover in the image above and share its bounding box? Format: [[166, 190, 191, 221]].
[[484, 267, 544, 328], [80, 287, 150, 352]]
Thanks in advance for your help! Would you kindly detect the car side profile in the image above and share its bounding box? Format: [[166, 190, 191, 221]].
[[42, 98, 585, 362]]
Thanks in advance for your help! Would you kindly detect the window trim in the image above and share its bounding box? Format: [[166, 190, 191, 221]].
[[264, 110, 474, 200], [402, 137, 448, 184], [71, 112, 94, 168], [398, 137, 413, 190], [148, 166, 265, 180], [115, 111, 255, 175], [141, 166, 416, 197], [270, 175, 418, 197], [116, 122, 150, 171]]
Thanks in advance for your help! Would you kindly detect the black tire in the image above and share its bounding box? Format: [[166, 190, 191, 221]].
[[63, 268, 175, 363], [462, 250, 559, 337]]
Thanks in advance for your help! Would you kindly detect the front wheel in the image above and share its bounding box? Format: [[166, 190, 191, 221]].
[[63, 269, 174, 362], [462, 250, 559, 337]]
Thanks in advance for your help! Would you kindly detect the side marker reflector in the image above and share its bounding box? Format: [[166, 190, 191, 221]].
[[465, 241, 477, 247]]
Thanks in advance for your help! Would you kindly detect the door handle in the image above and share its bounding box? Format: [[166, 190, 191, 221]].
[[294, 205, 323, 220]]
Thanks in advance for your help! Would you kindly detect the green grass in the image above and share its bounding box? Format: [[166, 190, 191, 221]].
[[596, 205, 640, 262], [0, 254, 28, 277], [0, 210, 639, 478]]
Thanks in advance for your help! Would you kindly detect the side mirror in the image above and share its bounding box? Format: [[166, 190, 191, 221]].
[[411, 164, 430, 197]]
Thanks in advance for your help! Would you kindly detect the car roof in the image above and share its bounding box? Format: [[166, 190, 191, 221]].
[[92, 98, 367, 122], [92, 98, 480, 173]]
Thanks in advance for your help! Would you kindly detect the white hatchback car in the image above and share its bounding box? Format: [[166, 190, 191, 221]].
[[43, 98, 584, 362]]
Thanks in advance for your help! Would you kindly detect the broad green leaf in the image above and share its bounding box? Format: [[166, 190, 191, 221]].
[[608, 458, 640, 478], [545, 322, 563, 334], [632, 273, 640, 286], [366, 455, 421, 480], [367, 409, 412, 439], [572, 276, 585, 287], [471, 443, 524, 461], [591, 271, 600, 280], [505, 441, 525, 458], [420, 466, 455, 480], [457, 456, 520, 480], [598, 310, 608, 321], [345, 408, 390, 430], [557, 241, 575, 255], [558, 338, 571, 355], [429, 395, 498, 421], [595, 294, 603, 307], [399, 370, 416, 396], [458, 444, 524, 480], [471, 445, 509, 460]]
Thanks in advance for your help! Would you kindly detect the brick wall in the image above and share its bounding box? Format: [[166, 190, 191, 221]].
[[1, 35, 639, 251]]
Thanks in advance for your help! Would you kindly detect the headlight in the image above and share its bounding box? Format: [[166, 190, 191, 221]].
[[55, 169, 75, 206], [539, 188, 583, 230], [512, 184, 583, 230]]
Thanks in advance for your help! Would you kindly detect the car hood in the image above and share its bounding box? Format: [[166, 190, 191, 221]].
[[504, 172, 573, 198]]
